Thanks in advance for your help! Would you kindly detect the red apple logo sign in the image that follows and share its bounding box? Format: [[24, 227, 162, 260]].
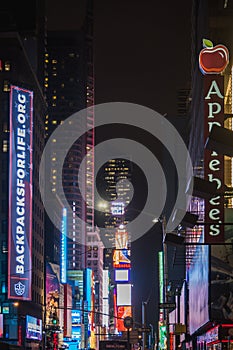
[[199, 38, 229, 75]]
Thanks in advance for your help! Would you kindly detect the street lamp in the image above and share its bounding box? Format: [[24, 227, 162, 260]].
[[142, 301, 148, 350]]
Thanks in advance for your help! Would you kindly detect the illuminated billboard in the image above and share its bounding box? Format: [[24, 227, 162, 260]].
[[115, 229, 128, 249], [0, 314, 3, 338], [117, 306, 132, 331], [26, 315, 42, 341], [113, 249, 131, 269], [102, 299, 109, 327], [111, 202, 125, 216], [61, 208, 67, 283], [103, 270, 109, 298], [71, 325, 82, 341], [115, 269, 129, 282], [116, 284, 131, 306], [188, 244, 209, 334], [204, 76, 225, 243], [46, 263, 60, 325], [72, 310, 82, 325], [8, 85, 33, 300], [64, 284, 72, 338], [71, 310, 82, 342]]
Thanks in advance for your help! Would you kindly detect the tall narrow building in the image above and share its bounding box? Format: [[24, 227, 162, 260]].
[[0, 33, 46, 348], [44, 1, 95, 270]]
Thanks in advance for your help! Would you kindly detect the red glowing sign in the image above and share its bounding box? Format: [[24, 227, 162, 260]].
[[117, 306, 132, 331], [53, 332, 59, 350], [199, 39, 229, 75]]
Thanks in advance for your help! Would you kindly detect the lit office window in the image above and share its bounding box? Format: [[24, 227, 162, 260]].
[[4, 61, 11, 71], [3, 80, 10, 92], [2, 140, 8, 152]]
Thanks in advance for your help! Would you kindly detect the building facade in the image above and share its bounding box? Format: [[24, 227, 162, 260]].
[[0, 32, 46, 349]]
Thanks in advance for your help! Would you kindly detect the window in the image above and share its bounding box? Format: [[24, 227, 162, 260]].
[[4, 61, 11, 71], [2, 241, 7, 253], [3, 80, 10, 92], [1, 281, 6, 293], [1, 261, 7, 275]]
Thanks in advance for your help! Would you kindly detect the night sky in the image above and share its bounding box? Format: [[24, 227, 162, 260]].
[[93, 0, 191, 328], [46, 0, 191, 332]]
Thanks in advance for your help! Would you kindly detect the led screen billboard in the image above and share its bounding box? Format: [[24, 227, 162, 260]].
[[115, 269, 129, 282], [26, 315, 42, 341], [117, 284, 131, 306], [71, 325, 82, 341], [8, 85, 33, 300], [111, 202, 125, 216], [211, 209, 233, 324], [0, 314, 3, 338], [115, 230, 128, 249], [72, 310, 82, 325], [188, 244, 209, 334], [61, 208, 67, 283], [103, 270, 109, 298], [113, 249, 131, 269], [117, 306, 132, 331]]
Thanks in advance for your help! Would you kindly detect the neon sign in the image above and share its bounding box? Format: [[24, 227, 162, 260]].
[[204, 76, 225, 243]]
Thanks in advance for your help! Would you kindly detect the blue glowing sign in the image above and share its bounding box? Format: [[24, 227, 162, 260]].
[[61, 208, 67, 283], [8, 85, 33, 300]]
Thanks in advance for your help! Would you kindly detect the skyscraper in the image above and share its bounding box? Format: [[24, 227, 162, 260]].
[[0, 32, 46, 347], [44, 1, 95, 270]]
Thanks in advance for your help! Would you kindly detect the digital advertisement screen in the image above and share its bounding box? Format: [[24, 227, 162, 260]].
[[115, 269, 129, 282], [211, 238, 233, 321], [72, 325, 82, 340], [188, 244, 209, 334], [46, 262, 60, 325], [113, 249, 131, 269], [85, 268, 92, 312], [115, 230, 128, 249], [26, 315, 42, 341], [111, 202, 125, 216], [8, 85, 33, 300], [117, 306, 132, 331], [102, 299, 109, 327], [72, 310, 82, 325], [117, 284, 131, 306], [103, 270, 109, 298], [0, 314, 3, 338], [61, 208, 67, 283]]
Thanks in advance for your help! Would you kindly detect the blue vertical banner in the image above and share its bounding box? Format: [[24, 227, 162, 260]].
[[61, 208, 67, 283], [8, 85, 33, 300]]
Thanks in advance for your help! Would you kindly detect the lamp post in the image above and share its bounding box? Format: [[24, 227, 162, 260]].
[[148, 323, 154, 349], [161, 216, 170, 350], [142, 301, 148, 350]]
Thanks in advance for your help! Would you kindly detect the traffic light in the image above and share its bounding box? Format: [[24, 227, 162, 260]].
[[159, 324, 167, 350]]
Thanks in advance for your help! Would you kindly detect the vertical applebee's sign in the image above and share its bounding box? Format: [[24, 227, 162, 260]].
[[199, 39, 229, 243]]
